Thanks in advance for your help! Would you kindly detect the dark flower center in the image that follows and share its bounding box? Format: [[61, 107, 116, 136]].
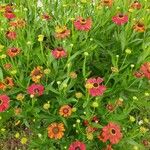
[[33, 69, 41, 76], [34, 88, 39, 93], [80, 19, 86, 25], [137, 23, 144, 28], [63, 108, 69, 114], [52, 127, 59, 134], [104, 0, 110, 3], [111, 129, 116, 135], [57, 48, 63, 51], [93, 83, 99, 87], [75, 146, 81, 150], [11, 48, 18, 53], [118, 14, 124, 18], [5, 79, 9, 85]]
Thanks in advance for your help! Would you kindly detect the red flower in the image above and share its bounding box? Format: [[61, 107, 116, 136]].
[[140, 62, 150, 80], [42, 13, 52, 20], [4, 12, 16, 19], [134, 71, 144, 78], [51, 47, 67, 59], [6, 31, 17, 40], [3, 63, 12, 70], [69, 141, 86, 150], [5, 5, 13, 12], [131, 1, 142, 9], [85, 77, 106, 96], [74, 17, 92, 31], [112, 14, 128, 25], [7, 47, 21, 57], [99, 122, 122, 144], [0, 94, 10, 112], [27, 84, 44, 96]]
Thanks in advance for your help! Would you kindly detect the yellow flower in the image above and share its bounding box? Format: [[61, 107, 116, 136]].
[[16, 93, 25, 101], [140, 126, 149, 133], [43, 102, 50, 110], [55, 26, 66, 33], [75, 92, 83, 99], [15, 132, 20, 138], [130, 116, 135, 122], [21, 137, 28, 144], [111, 67, 119, 73], [38, 34, 44, 42], [44, 69, 51, 75]]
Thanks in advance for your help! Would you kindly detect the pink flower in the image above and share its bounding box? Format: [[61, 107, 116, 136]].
[[74, 17, 92, 31], [51, 47, 67, 59], [99, 122, 122, 144], [85, 77, 106, 96], [4, 12, 16, 19], [69, 141, 86, 150], [112, 14, 128, 25], [0, 94, 10, 112], [140, 62, 150, 80], [27, 84, 44, 96], [6, 31, 17, 40]]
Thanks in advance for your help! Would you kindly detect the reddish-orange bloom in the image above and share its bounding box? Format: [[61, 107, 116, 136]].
[[41, 13, 52, 20], [30, 66, 43, 83], [133, 22, 145, 32], [99, 122, 122, 144], [0, 94, 10, 112], [7, 47, 20, 57], [140, 62, 150, 80], [9, 19, 26, 28], [112, 14, 128, 25], [74, 17, 92, 31], [101, 0, 113, 7], [47, 122, 65, 139], [85, 77, 106, 97], [6, 31, 17, 40], [51, 47, 67, 59], [55, 26, 70, 39], [69, 141, 86, 150], [0, 82, 6, 91], [134, 71, 144, 78], [4, 77, 14, 88], [106, 104, 115, 112], [27, 84, 44, 96], [4, 12, 16, 19], [3, 63, 12, 70], [131, 1, 142, 9], [59, 105, 72, 117]]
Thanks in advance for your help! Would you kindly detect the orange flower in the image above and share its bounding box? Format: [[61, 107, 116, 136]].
[[59, 105, 72, 117], [133, 22, 145, 32], [55, 26, 70, 39], [7, 47, 21, 57], [4, 77, 14, 88], [14, 108, 22, 115], [10, 19, 26, 28], [47, 122, 65, 139], [101, 0, 113, 7], [0, 82, 6, 91], [30, 66, 43, 83]]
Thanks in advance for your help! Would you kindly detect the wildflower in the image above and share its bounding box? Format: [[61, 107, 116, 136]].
[[41, 13, 52, 20], [69, 141, 86, 150], [75, 92, 83, 99], [14, 108, 22, 115], [140, 62, 150, 79], [69, 72, 77, 79], [0, 94, 10, 112], [16, 93, 25, 101], [131, 1, 142, 9], [92, 101, 99, 108], [55, 26, 70, 39], [111, 67, 119, 73], [85, 77, 106, 97], [51, 47, 67, 59], [6, 31, 17, 40], [15, 132, 20, 138], [142, 139, 149, 147], [133, 22, 145, 32], [134, 71, 144, 78], [59, 105, 72, 117], [38, 34, 44, 42], [99, 122, 122, 144], [21, 137, 28, 144], [7, 47, 21, 57], [87, 133, 94, 140], [4, 12, 16, 19], [43, 102, 50, 110], [76, 119, 81, 123], [3, 63, 12, 70], [115, 98, 123, 106], [112, 13, 128, 25], [9, 19, 26, 28], [27, 84, 44, 96], [101, 0, 113, 7], [47, 122, 65, 139], [106, 104, 115, 112], [30, 66, 43, 83], [74, 17, 92, 31], [140, 126, 149, 133]]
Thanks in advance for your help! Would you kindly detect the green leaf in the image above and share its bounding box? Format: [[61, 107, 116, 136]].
[[0, 67, 3, 81]]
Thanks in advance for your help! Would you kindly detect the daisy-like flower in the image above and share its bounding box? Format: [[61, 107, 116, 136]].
[[133, 22, 145, 32], [51, 47, 67, 59], [101, 0, 113, 7], [4, 77, 14, 88], [69, 141, 86, 150], [30, 66, 43, 83], [27, 84, 44, 96], [131, 1, 142, 9], [59, 105, 72, 117], [112, 13, 128, 25], [47, 122, 65, 139], [9, 19, 26, 28], [99, 122, 122, 144], [5, 4, 13, 12], [0, 94, 10, 112], [3, 63, 12, 70], [85, 77, 106, 96], [6, 31, 17, 40], [140, 62, 150, 80], [74, 17, 92, 31], [4, 12, 16, 19], [55, 26, 70, 39], [41, 13, 52, 21], [7, 47, 21, 57]]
